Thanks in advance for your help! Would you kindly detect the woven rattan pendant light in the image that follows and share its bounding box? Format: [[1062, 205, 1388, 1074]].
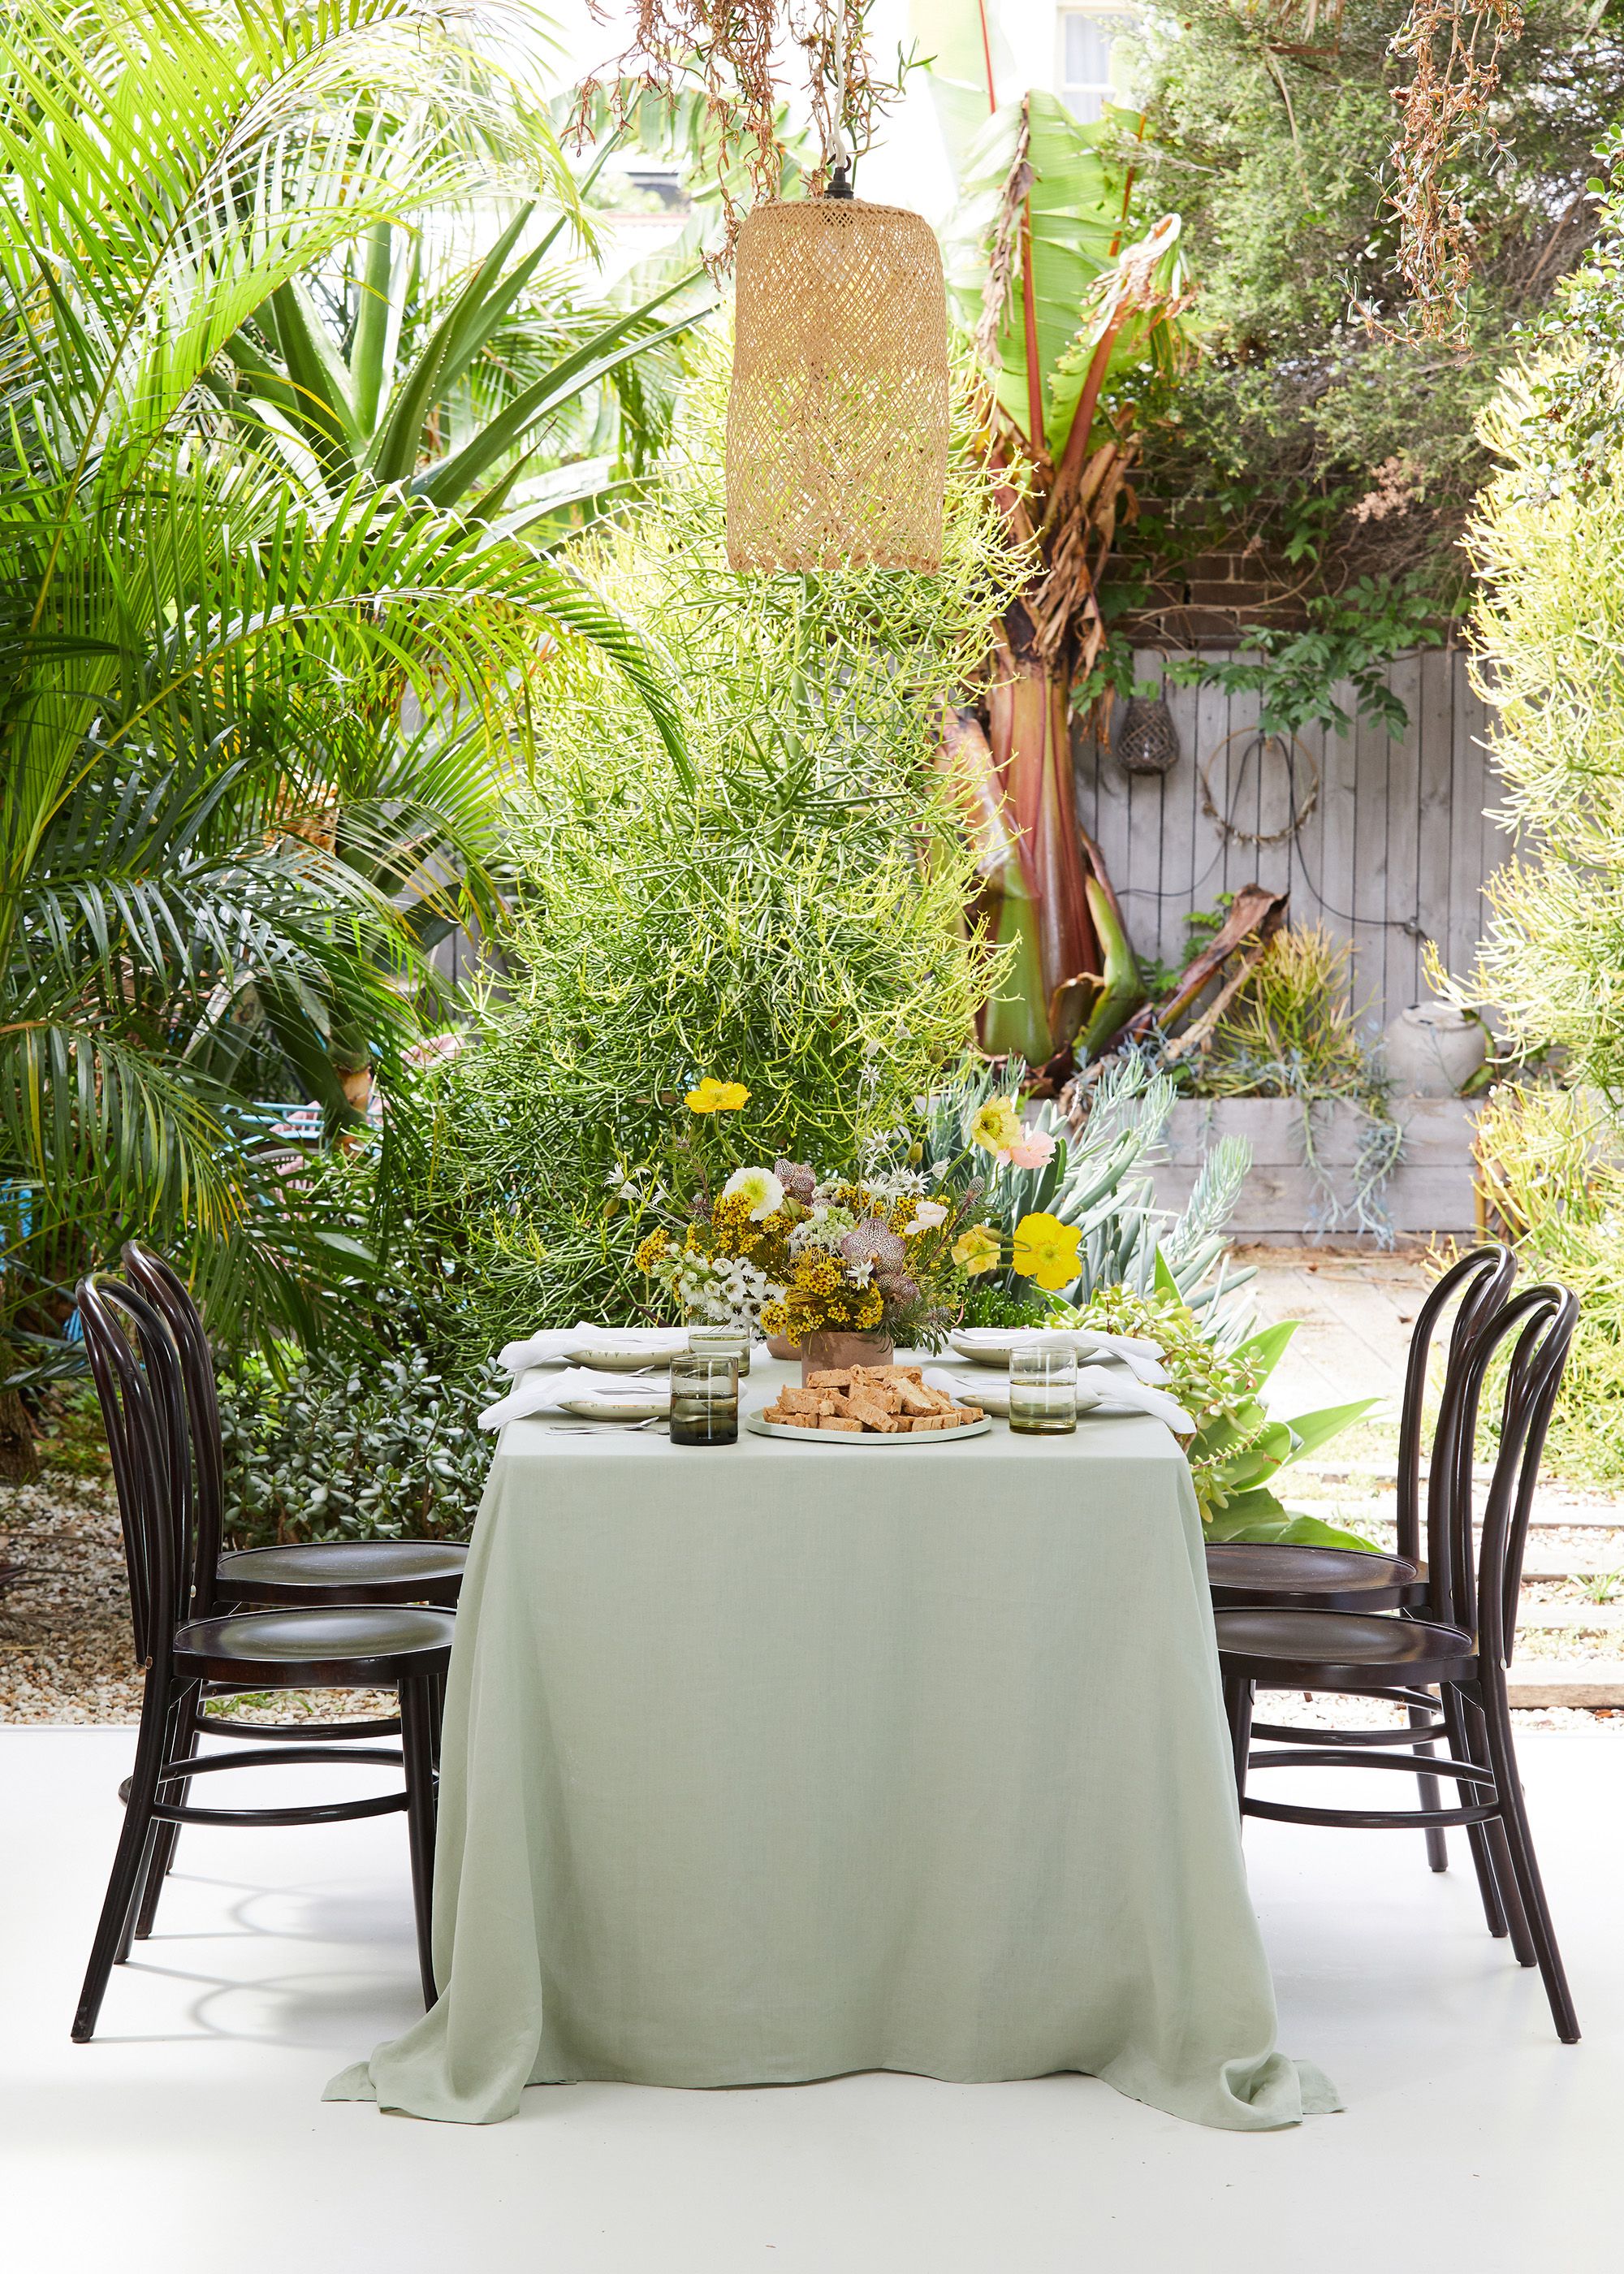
[[725, 116, 949, 573]]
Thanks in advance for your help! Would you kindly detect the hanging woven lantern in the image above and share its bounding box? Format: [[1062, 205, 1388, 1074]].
[[1114, 694, 1181, 776], [725, 190, 950, 574]]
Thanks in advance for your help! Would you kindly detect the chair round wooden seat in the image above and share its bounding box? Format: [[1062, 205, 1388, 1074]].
[[175, 1603, 455, 1687], [1206, 1541, 1422, 1612], [217, 1540, 467, 1608], [1214, 1605, 1476, 1690]]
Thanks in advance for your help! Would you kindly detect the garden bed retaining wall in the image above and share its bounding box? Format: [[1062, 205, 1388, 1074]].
[[1149, 1096, 1480, 1240]]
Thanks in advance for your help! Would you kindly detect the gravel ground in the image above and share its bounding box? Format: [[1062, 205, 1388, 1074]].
[[0, 1470, 394, 1727], [4, 1459, 1620, 1735]]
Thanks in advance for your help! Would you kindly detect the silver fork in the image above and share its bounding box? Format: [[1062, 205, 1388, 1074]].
[[545, 1416, 663, 1433]]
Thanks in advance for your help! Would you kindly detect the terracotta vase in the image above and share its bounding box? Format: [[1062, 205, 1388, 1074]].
[[800, 1329, 894, 1385], [765, 1334, 802, 1363]]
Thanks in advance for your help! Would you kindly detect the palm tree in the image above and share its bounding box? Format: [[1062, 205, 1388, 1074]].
[[219, 164, 712, 530], [942, 91, 1193, 1075], [0, 0, 689, 1471]]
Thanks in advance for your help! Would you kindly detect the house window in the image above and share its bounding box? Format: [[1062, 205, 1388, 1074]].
[[1058, 8, 1130, 123]]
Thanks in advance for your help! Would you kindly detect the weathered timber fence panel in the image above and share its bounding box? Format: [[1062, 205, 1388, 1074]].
[[1073, 647, 1508, 1029]]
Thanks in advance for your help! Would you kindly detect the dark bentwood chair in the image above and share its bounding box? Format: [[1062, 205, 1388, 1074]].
[[72, 1276, 452, 2042], [116, 1243, 464, 1947], [1207, 1244, 1518, 1876], [1216, 1282, 1580, 2043], [122, 1244, 468, 1610]]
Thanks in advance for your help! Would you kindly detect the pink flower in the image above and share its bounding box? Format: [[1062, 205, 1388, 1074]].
[[999, 1131, 1057, 1171]]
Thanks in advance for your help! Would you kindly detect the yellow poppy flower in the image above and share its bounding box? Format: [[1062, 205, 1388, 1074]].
[[966, 1096, 1023, 1155], [686, 1075, 750, 1113], [952, 1223, 1003, 1276], [1012, 1210, 1082, 1292]]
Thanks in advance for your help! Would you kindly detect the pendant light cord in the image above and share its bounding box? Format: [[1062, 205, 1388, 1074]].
[[826, 4, 853, 195]]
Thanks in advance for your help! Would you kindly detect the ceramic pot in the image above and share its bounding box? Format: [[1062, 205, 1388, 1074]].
[[1382, 1003, 1488, 1098], [765, 1334, 801, 1363], [800, 1329, 894, 1384]]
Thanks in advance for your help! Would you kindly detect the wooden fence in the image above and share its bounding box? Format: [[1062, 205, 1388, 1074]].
[[1073, 646, 1508, 1029]]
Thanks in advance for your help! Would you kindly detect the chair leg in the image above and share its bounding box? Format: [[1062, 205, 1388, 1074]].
[[400, 1676, 440, 2010], [127, 1680, 203, 1948], [1409, 1696, 1449, 1873], [1479, 1682, 1579, 2043], [74, 1678, 171, 2042], [1223, 1675, 1255, 1808], [1438, 1683, 1523, 1951], [1460, 1693, 1534, 1965]]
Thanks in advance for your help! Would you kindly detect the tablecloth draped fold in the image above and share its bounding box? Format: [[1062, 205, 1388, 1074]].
[[327, 1369, 1338, 2130]]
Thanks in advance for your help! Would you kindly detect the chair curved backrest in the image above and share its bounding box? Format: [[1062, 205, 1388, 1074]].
[[1394, 1244, 1517, 1566], [76, 1276, 197, 1669], [122, 1243, 226, 1617], [1423, 1281, 1578, 1652]]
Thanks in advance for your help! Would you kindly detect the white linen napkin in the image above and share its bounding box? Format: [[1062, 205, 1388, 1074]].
[[497, 1324, 688, 1376], [949, 1325, 1169, 1385], [1075, 1365, 1192, 1432], [924, 1365, 1193, 1435], [479, 1366, 673, 1431]]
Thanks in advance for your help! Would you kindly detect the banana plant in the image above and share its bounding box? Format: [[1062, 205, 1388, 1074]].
[[939, 89, 1194, 1072], [221, 171, 714, 528]]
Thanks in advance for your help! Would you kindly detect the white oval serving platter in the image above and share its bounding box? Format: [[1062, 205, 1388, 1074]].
[[745, 1412, 992, 1447]]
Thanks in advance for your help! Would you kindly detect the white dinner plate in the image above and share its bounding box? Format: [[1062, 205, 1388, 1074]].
[[946, 1331, 1021, 1368], [927, 1374, 1101, 1420], [559, 1397, 668, 1422], [745, 1412, 992, 1447], [563, 1345, 681, 1373]]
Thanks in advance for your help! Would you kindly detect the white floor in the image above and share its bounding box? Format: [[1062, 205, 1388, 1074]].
[[2, 1727, 1619, 2274]]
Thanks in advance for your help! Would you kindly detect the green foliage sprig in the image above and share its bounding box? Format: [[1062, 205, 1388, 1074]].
[[1166, 577, 1445, 738], [1077, 1282, 1376, 1544]]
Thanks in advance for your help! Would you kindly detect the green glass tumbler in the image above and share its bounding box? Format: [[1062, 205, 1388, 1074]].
[[1008, 1346, 1078, 1436], [668, 1354, 740, 1446]]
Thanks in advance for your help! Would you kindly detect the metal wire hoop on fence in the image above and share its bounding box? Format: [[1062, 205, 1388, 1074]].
[[1198, 728, 1319, 848]]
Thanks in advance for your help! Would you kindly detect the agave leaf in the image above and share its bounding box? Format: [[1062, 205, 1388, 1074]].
[[1276, 1399, 1379, 1465], [1206, 1495, 1380, 1554], [1233, 1319, 1298, 1385]]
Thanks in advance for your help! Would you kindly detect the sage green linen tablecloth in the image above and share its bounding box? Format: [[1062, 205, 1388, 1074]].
[[327, 1360, 1337, 2129]]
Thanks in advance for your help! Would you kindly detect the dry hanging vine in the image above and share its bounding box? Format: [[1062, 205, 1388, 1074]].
[[1382, 0, 1524, 342], [567, 2, 909, 270]]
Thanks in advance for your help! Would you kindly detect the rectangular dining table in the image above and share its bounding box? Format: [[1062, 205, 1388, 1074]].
[[327, 1356, 1337, 2129]]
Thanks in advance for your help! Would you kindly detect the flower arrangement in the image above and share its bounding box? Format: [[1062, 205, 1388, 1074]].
[[634, 1152, 970, 1347], [628, 1071, 1091, 1343]]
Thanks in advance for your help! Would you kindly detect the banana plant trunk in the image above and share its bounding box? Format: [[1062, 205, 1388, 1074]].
[[979, 637, 1098, 1066]]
